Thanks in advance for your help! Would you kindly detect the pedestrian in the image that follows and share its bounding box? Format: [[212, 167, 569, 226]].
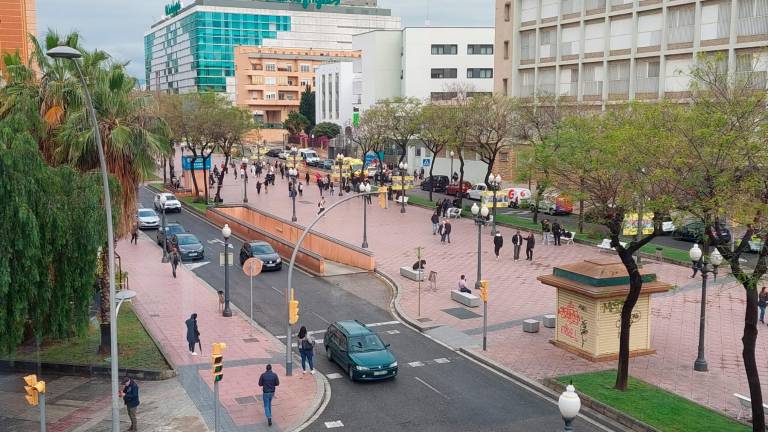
[[305, 171, 310, 184], [318, 197, 326, 215], [329, 179, 335, 194], [171, 246, 181, 278], [264, 179, 269, 194], [297, 326, 316, 375], [119, 377, 140, 431], [438, 220, 447, 244], [256, 180, 262, 195], [552, 220, 562, 246], [431, 211, 440, 235], [280, 164, 285, 179], [458, 274, 471, 293], [541, 218, 551, 245], [493, 232, 503, 259], [130, 222, 139, 245], [218, 291, 225, 313], [512, 230, 523, 261], [317, 176, 324, 196], [233, 163, 238, 181], [298, 182, 304, 197], [185, 313, 200, 356], [441, 198, 450, 218], [258, 364, 280, 427], [444, 219, 452, 244], [760, 287, 768, 324], [525, 232, 535, 261]]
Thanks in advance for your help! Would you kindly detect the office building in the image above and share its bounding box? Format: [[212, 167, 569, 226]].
[[144, 0, 400, 97], [314, 60, 361, 129], [0, 0, 36, 70], [494, 0, 768, 103]]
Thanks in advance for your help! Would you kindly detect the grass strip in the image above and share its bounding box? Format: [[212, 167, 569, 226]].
[[180, 196, 209, 214]]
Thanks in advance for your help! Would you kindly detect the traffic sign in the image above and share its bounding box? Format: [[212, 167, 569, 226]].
[[243, 258, 263, 277], [219, 252, 234, 267]]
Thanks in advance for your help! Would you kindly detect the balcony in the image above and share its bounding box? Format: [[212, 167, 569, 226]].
[[635, 77, 659, 98], [737, 16, 768, 38], [608, 79, 629, 97], [582, 81, 603, 98], [736, 70, 768, 89], [559, 82, 578, 98]]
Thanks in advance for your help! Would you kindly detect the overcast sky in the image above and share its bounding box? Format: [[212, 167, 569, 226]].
[[37, 0, 493, 80]]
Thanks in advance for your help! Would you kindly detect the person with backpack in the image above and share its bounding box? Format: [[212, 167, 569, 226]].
[[297, 326, 316, 375]]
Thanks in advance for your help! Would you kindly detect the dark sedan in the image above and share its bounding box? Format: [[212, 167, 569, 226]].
[[172, 233, 205, 261], [239, 240, 282, 270], [673, 221, 732, 244], [266, 148, 283, 157], [157, 222, 186, 250], [420, 175, 450, 193]]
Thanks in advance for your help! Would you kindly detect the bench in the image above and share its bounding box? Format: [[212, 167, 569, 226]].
[[563, 232, 575, 245], [597, 238, 627, 252], [447, 207, 462, 219], [734, 393, 768, 420], [395, 196, 409, 205], [523, 319, 540, 333], [451, 290, 480, 307], [400, 266, 426, 281]]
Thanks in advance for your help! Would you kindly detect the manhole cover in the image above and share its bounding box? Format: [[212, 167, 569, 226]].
[[235, 396, 257, 405], [242, 337, 260, 343], [441, 307, 482, 320]]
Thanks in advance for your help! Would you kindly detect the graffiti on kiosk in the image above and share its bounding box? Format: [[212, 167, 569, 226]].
[[558, 302, 588, 343]]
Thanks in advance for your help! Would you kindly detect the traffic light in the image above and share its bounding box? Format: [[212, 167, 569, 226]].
[[23, 374, 45, 406], [289, 288, 300, 325], [211, 342, 226, 382], [478, 280, 489, 302]]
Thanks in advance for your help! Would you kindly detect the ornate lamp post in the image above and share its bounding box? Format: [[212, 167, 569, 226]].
[[291, 145, 298, 173], [558, 383, 582, 431], [399, 161, 408, 214], [241, 157, 249, 203], [359, 182, 372, 248], [289, 168, 298, 222], [450, 150, 455, 180], [689, 243, 722, 372], [471, 203, 489, 288], [489, 173, 502, 235], [222, 224, 233, 317], [337, 153, 345, 196], [160, 194, 169, 263]]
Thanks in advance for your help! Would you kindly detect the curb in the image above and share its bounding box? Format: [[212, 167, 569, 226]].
[[374, 269, 439, 333], [0, 359, 176, 381]]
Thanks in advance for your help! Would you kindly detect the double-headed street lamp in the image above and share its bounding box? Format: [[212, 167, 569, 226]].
[[336, 153, 345, 196], [289, 169, 298, 222], [47, 44, 121, 432], [689, 243, 722, 372], [222, 224, 233, 317], [450, 150, 455, 179], [399, 161, 408, 214], [291, 146, 298, 173], [359, 182, 372, 248], [241, 157, 249, 203], [488, 173, 502, 235], [471, 203, 490, 350]]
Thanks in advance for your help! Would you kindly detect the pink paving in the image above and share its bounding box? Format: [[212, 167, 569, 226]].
[[186, 155, 768, 420], [117, 234, 318, 430]]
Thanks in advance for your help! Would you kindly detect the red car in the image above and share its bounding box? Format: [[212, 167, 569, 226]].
[[446, 181, 472, 197]]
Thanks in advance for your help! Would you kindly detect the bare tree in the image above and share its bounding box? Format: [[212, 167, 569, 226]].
[[418, 104, 456, 201], [350, 107, 387, 179], [212, 105, 255, 202], [466, 94, 518, 187], [378, 97, 422, 164]]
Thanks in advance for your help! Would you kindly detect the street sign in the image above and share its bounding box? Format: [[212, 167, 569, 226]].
[[243, 258, 263, 277], [422, 158, 431, 167], [390, 184, 414, 191], [219, 252, 234, 267]]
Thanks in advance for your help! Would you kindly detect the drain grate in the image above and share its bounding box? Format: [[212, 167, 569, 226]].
[[242, 337, 260, 343], [149, 314, 160, 318], [235, 396, 257, 405], [416, 317, 432, 323]]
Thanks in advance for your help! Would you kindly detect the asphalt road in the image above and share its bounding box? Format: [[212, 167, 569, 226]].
[[139, 187, 605, 432]]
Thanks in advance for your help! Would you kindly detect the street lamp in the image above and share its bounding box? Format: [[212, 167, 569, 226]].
[[222, 224, 232, 317], [336, 153, 345, 196], [399, 161, 408, 214], [291, 146, 298, 174], [289, 171, 298, 222], [160, 195, 169, 263], [689, 243, 722, 372], [359, 183, 372, 248], [450, 150, 455, 180], [47, 44, 121, 432], [558, 383, 582, 431], [241, 157, 249, 203], [471, 203, 490, 350], [488, 173, 502, 235]]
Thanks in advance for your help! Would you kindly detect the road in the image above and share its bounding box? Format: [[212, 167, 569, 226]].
[[139, 187, 605, 432]]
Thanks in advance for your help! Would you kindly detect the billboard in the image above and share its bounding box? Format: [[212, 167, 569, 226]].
[[622, 213, 654, 236]]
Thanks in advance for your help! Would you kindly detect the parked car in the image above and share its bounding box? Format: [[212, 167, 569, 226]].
[[673, 221, 732, 243], [420, 175, 450, 193], [446, 181, 472, 197], [507, 187, 532, 208], [321, 159, 334, 170], [156, 222, 187, 249], [532, 193, 573, 215], [661, 215, 676, 235], [277, 151, 290, 160], [266, 148, 283, 158], [324, 320, 397, 382], [298, 148, 321, 166], [239, 240, 282, 270], [153, 192, 182, 213], [467, 183, 488, 200], [172, 233, 205, 261], [137, 208, 160, 229]]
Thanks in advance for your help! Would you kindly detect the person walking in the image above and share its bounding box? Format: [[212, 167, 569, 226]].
[[458, 274, 471, 293], [431, 211, 440, 235], [493, 232, 504, 259], [170, 246, 181, 278], [443, 219, 452, 244], [297, 326, 316, 375], [525, 232, 536, 261], [541, 218, 551, 245], [130, 222, 139, 245], [329, 179, 335, 194], [256, 180, 262, 195], [185, 313, 200, 356], [298, 182, 304, 197], [438, 220, 446, 244], [512, 230, 523, 261], [305, 171, 310, 185], [119, 377, 140, 431], [441, 198, 450, 218], [318, 197, 326, 215], [760, 287, 768, 324], [258, 364, 280, 427], [552, 220, 562, 246], [317, 176, 324, 196]]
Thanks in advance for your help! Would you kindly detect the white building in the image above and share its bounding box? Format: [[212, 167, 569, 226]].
[[315, 61, 361, 128]]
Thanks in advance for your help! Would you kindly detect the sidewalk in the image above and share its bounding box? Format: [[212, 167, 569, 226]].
[[117, 233, 321, 431], [200, 156, 768, 421]]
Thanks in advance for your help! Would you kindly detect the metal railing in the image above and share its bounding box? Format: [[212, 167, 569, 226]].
[[635, 77, 660, 94], [582, 80, 603, 96]]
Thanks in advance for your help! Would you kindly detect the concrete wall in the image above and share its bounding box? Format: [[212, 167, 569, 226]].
[[353, 30, 402, 110]]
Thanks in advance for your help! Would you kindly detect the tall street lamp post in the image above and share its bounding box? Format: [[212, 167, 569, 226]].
[[222, 224, 233, 317], [689, 243, 722, 372], [337, 153, 345, 196], [399, 161, 408, 214], [241, 157, 248, 203], [359, 183, 372, 248], [489, 173, 502, 235], [471, 203, 489, 289], [291, 146, 298, 175], [47, 44, 121, 432], [449, 150, 455, 179], [289, 169, 298, 222], [160, 195, 169, 263]]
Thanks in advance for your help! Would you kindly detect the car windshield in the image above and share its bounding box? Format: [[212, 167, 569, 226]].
[[138, 210, 155, 217], [177, 235, 198, 245], [167, 225, 185, 235], [251, 244, 275, 255], [165, 194, 177, 201], [348, 334, 385, 352]]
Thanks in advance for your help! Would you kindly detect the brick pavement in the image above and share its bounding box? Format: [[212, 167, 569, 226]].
[[117, 233, 319, 431], [189, 156, 768, 421]]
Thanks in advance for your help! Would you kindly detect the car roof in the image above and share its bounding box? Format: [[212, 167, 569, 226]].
[[166, 222, 183, 228], [175, 233, 198, 241], [138, 208, 155, 212], [333, 320, 373, 337], [248, 240, 272, 247]]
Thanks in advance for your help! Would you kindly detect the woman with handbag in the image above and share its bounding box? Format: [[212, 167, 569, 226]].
[[297, 326, 316, 374]]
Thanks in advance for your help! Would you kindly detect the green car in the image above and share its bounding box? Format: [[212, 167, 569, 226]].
[[324, 320, 398, 381]]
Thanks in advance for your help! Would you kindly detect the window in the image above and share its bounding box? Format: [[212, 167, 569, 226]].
[[265, 77, 276, 85], [467, 68, 494, 78], [502, 78, 509, 95], [667, 5, 695, 44], [321, 75, 326, 118], [300, 64, 311, 73], [300, 78, 311, 87], [504, 41, 510, 59], [500, 152, 509, 162], [540, 27, 558, 58], [431, 68, 458, 79], [737, 0, 768, 36], [431, 44, 458, 55], [504, 2, 511, 21], [265, 92, 276, 100], [415, 147, 422, 157], [468, 44, 494, 55], [335, 72, 339, 119], [265, 63, 276, 72], [276, 76, 288, 85], [520, 31, 535, 60], [430, 91, 458, 101]]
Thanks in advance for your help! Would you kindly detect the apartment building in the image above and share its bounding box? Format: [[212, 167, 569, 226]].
[[494, 0, 768, 103], [314, 60, 361, 129], [0, 0, 36, 71]]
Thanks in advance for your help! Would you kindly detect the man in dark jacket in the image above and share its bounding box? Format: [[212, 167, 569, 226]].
[[552, 220, 562, 246], [441, 199, 450, 218], [525, 232, 536, 261], [512, 231, 523, 261], [443, 219, 452, 244], [120, 377, 140, 431], [493, 232, 504, 259], [431, 212, 440, 235], [258, 364, 280, 426], [185, 313, 200, 356]]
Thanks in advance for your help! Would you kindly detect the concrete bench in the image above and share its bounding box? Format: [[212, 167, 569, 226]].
[[543, 314, 556, 328], [400, 266, 426, 281], [597, 238, 627, 252], [451, 290, 480, 308], [523, 319, 540, 333], [395, 196, 409, 205], [734, 393, 768, 420]]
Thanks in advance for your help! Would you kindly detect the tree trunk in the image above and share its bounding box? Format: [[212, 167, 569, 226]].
[[189, 154, 200, 198], [398, 143, 406, 164], [428, 151, 436, 202], [162, 157, 167, 184], [203, 155, 210, 204], [532, 187, 544, 224], [458, 155, 466, 208], [578, 178, 585, 234], [98, 244, 111, 354], [169, 144, 176, 181], [215, 153, 231, 203], [614, 247, 643, 391], [743, 285, 765, 431]]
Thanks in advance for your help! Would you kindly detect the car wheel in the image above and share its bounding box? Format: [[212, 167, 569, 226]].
[[326, 346, 333, 362], [348, 366, 355, 382]]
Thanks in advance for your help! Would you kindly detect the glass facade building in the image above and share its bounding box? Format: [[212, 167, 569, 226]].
[[145, 0, 399, 94]]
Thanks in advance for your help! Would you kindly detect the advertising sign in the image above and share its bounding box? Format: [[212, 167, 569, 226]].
[[181, 156, 212, 171], [263, 0, 340, 9], [622, 212, 654, 236]]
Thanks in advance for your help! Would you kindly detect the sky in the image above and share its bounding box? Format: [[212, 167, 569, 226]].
[[37, 0, 494, 80]]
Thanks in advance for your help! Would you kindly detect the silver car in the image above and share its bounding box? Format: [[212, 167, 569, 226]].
[[137, 208, 160, 229]]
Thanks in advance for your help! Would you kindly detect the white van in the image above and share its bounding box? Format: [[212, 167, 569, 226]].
[[298, 148, 321, 166]]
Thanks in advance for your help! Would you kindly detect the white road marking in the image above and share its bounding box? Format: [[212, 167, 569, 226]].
[[365, 320, 400, 328], [270, 286, 282, 295], [415, 377, 450, 400], [312, 311, 331, 324], [434, 358, 450, 364], [386, 330, 400, 335], [184, 261, 210, 271], [326, 373, 343, 380], [324, 420, 344, 428], [408, 361, 424, 368]]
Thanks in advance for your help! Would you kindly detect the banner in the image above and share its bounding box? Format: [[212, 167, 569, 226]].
[[181, 156, 211, 171], [623, 212, 654, 236]]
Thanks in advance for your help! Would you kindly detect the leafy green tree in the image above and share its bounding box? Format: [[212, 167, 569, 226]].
[[418, 104, 456, 201], [377, 97, 422, 164], [312, 122, 341, 139], [211, 105, 254, 202], [284, 111, 310, 136], [299, 85, 315, 134]]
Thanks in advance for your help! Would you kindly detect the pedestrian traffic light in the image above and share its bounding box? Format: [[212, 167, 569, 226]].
[[211, 342, 226, 382], [289, 288, 300, 325], [23, 374, 45, 406], [478, 280, 489, 302]]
